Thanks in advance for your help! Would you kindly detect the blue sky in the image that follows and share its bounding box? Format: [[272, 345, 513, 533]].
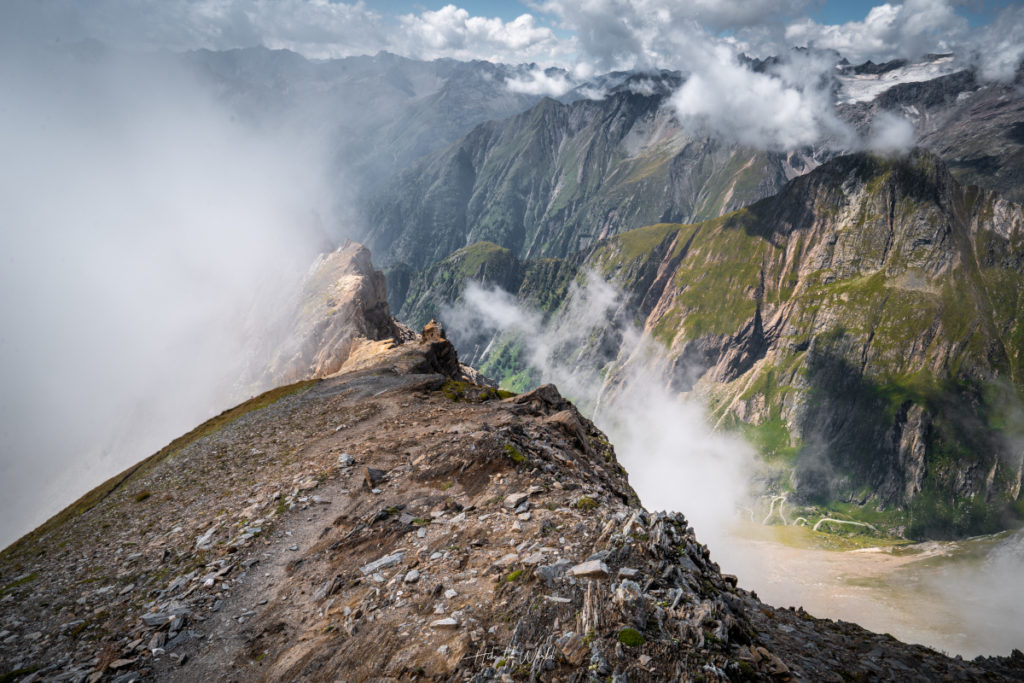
[[5, 0, 1023, 72], [366, 0, 1015, 27]]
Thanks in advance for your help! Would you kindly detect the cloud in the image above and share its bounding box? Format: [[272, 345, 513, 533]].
[[670, 46, 857, 151], [531, 1, 862, 151], [784, 0, 967, 65], [505, 66, 574, 96], [534, 0, 813, 71], [443, 276, 755, 547], [0, 37, 334, 547], [397, 5, 563, 63], [1, 0, 389, 60], [964, 3, 1024, 82], [867, 110, 916, 154]]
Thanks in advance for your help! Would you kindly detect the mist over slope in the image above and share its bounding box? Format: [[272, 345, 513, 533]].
[[180, 47, 570, 199], [0, 42, 340, 549], [0, 42, 587, 549], [417, 150, 1024, 540], [2, 284, 1022, 679]]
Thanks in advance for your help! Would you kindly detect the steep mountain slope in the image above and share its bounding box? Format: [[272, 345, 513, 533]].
[[590, 151, 1024, 538], [412, 151, 1024, 539], [3, 315, 1022, 681], [840, 65, 1024, 202], [365, 75, 808, 275], [183, 48, 559, 193]]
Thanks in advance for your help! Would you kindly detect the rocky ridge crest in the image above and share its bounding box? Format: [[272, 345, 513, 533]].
[[2, 295, 1024, 680]]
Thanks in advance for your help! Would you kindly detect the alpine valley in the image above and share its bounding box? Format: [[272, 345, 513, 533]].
[[4, 36, 1024, 683]]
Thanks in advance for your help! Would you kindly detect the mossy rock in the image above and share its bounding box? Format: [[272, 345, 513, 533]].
[[617, 628, 646, 647]]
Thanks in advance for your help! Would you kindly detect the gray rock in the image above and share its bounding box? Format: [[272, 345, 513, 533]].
[[149, 632, 167, 650], [364, 467, 385, 489], [618, 567, 641, 579], [430, 618, 459, 629], [537, 559, 573, 587], [404, 569, 421, 583], [569, 560, 610, 579], [195, 526, 217, 549], [141, 610, 189, 628], [444, 588, 457, 599], [504, 492, 529, 509], [338, 453, 355, 467], [522, 551, 547, 565], [360, 551, 405, 575]]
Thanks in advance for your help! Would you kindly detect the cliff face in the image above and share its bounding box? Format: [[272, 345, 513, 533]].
[[263, 242, 406, 384], [364, 76, 807, 278], [586, 151, 1024, 538], [410, 152, 1024, 538], [839, 67, 1024, 203], [3, 317, 1022, 681]]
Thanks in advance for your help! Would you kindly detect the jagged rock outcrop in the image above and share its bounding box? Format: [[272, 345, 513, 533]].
[[3, 318, 1022, 681], [263, 241, 407, 384]]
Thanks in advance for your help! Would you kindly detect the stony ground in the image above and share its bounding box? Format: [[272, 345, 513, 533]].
[[2, 330, 1023, 682]]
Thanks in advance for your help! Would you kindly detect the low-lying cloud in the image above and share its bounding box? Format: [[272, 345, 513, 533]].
[[670, 47, 855, 151], [505, 67, 574, 97], [443, 276, 755, 549], [867, 110, 917, 154], [0, 40, 334, 547]]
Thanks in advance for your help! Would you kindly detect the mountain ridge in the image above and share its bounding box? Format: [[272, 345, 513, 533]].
[[3, 284, 1024, 680], [413, 149, 1024, 539]]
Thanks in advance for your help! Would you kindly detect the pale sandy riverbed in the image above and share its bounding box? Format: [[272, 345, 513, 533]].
[[713, 524, 1024, 658]]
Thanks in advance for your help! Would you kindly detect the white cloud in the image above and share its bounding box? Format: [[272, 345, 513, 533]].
[[1, 0, 389, 59], [784, 0, 967, 65], [965, 4, 1024, 82], [505, 67, 574, 96], [534, 0, 812, 72], [867, 110, 916, 154], [398, 5, 563, 63], [669, 44, 856, 151]]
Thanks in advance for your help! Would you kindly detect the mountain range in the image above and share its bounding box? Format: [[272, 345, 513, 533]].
[[2, 264, 1022, 680], [3, 45, 1024, 681]]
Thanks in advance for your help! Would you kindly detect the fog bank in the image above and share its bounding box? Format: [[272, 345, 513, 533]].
[[0, 41, 334, 548]]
